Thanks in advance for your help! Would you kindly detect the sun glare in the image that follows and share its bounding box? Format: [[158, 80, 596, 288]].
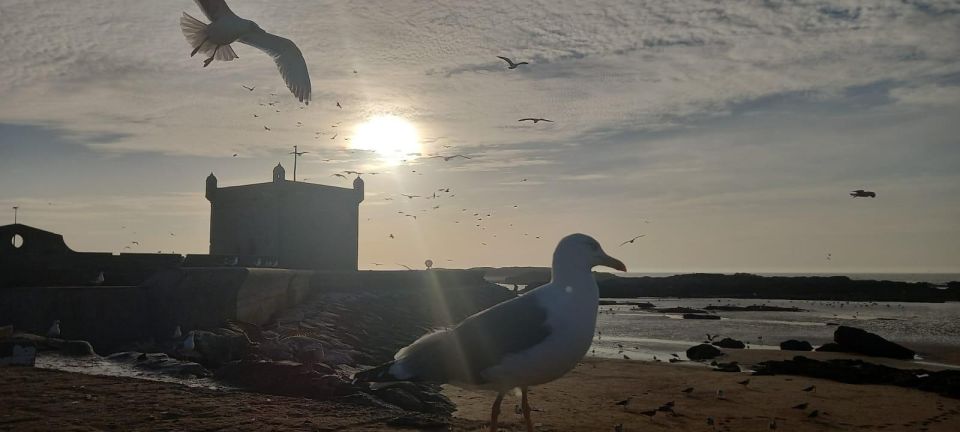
[[351, 115, 421, 164]]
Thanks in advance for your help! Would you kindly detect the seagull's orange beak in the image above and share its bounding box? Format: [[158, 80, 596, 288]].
[[600, 254, 627, 272]]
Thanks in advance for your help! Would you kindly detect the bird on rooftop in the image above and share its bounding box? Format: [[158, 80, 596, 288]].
[[354, 234, 626, 432], [46, 320, 61, 338], [180, 0, 311, 104], [619, 235, 645, 247], [518, 118, 553, 123], [497, 56, 528, 69]]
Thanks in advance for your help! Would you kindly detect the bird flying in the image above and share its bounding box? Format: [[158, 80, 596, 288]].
[[497, 56, 529, 69], [850, 189, 877, 198], [354, 234, 625, 432], [518, 118, 553, 123], [180, 0, 312, 104], [619, 234, 645, 246], [241, 84, 255, 91]]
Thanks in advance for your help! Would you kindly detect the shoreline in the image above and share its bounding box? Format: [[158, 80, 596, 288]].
[[4, 350, 960, 431]]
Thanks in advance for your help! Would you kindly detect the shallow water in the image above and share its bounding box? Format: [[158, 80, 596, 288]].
[[590, 297, 960, 366], [35, 353, 228, 390]]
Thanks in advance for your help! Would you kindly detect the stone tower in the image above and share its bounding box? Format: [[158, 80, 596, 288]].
[[205, 165, 363, 270]]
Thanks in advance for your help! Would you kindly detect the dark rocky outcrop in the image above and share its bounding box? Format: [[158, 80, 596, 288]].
[[713, 338, 745, 349], [833, 326, 915, 359], [712, 361, 741, 372], [815, 342, 845, 352], [658, 307, 708, 314], [687, 344, 724, 360], [599, 300, 655, 308], [779, 340, 814, 351], [705, 304, 805, 312], [107, 352, 210, 378], [683, 313, 721, 320], [754, 356, 960, 399], [598, 273, 950, 302], [216, 360, 355, 399]]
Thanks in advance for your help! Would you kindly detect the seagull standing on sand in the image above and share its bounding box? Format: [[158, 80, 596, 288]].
[[47, 320, 61, 338], [180, 0, 312, 104], [354, 233, 626, 432]]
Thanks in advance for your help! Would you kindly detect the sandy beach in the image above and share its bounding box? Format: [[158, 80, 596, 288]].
[[4, 350, 959, 432]]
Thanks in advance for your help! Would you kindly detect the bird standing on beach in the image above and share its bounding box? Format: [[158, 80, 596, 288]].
[[180, 0, 312, 104], [46, 320, 61, 338], [354, 234, 626, 432]]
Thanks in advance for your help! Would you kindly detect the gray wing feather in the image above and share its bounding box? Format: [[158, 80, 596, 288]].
[[194, 0, 235, 21], [238, 31, 312, 104], [395, 291, 550, 385]]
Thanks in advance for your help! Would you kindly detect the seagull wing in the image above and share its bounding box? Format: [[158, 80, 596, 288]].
[[497, 56, 514, 66], [194, 0, 236, 21], [239, 30, 312, 104], [518, 118, 535, 122], [389, 288, 551, 385]]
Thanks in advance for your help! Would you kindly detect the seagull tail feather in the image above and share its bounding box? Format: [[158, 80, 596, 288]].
[[180, 12, 216, 57]]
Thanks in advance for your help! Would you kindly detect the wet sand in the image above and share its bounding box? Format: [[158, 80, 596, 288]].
[[3, 352, 960, 431], [447, 354, 960, 431]]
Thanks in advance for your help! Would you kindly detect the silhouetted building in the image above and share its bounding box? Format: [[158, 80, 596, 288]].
[[205, 164, 364, 270]]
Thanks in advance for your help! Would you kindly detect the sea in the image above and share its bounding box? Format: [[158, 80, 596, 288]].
[[618, 272, 960, 285], [589, 297, 960, 369]]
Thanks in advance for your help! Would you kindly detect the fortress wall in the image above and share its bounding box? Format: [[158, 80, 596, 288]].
[[1, 268, 502, 353], [0, 285, 148, 353]]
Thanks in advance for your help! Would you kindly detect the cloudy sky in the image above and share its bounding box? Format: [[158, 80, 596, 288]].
[[1, 0, 958, 273]]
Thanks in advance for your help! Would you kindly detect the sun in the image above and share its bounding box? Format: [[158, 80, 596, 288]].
[[351, 115, 421, 164]]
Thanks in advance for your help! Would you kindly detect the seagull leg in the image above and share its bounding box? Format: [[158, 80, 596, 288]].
[[521, 386, 535, 432], [203, 46, 220, 68], [489, 391, 505, 432], [190, 37, 209, 57]]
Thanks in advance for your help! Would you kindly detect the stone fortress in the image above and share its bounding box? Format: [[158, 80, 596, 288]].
[[206, 164, 364, 270]]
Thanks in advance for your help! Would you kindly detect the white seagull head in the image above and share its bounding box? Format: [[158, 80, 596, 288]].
[[553, 233, 627, 274]]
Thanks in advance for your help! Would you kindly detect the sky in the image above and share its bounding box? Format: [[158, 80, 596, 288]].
[[1, 0, 959, 273]]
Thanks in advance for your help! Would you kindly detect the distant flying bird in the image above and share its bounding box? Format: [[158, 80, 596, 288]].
[[619, 234, 645, 247], [849, 189, 876, 198], [353, 234, 625, 432], [331, 173, 347, 179], [401, 194, 420, 199], [232, 153, 238, 157], [497, 56, 528, 69], [131, 241, 140, 246], [264, 126, 271, 131], [47, 320, 61, 338], [389, 234, 394, 239], [180, 0, 312, 104], [428, 154, 472, 161], [336, 101, 342, 109], [330, 133, 337, 140], [518, 118, 553, 123], [241, 84, 255, 91]]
